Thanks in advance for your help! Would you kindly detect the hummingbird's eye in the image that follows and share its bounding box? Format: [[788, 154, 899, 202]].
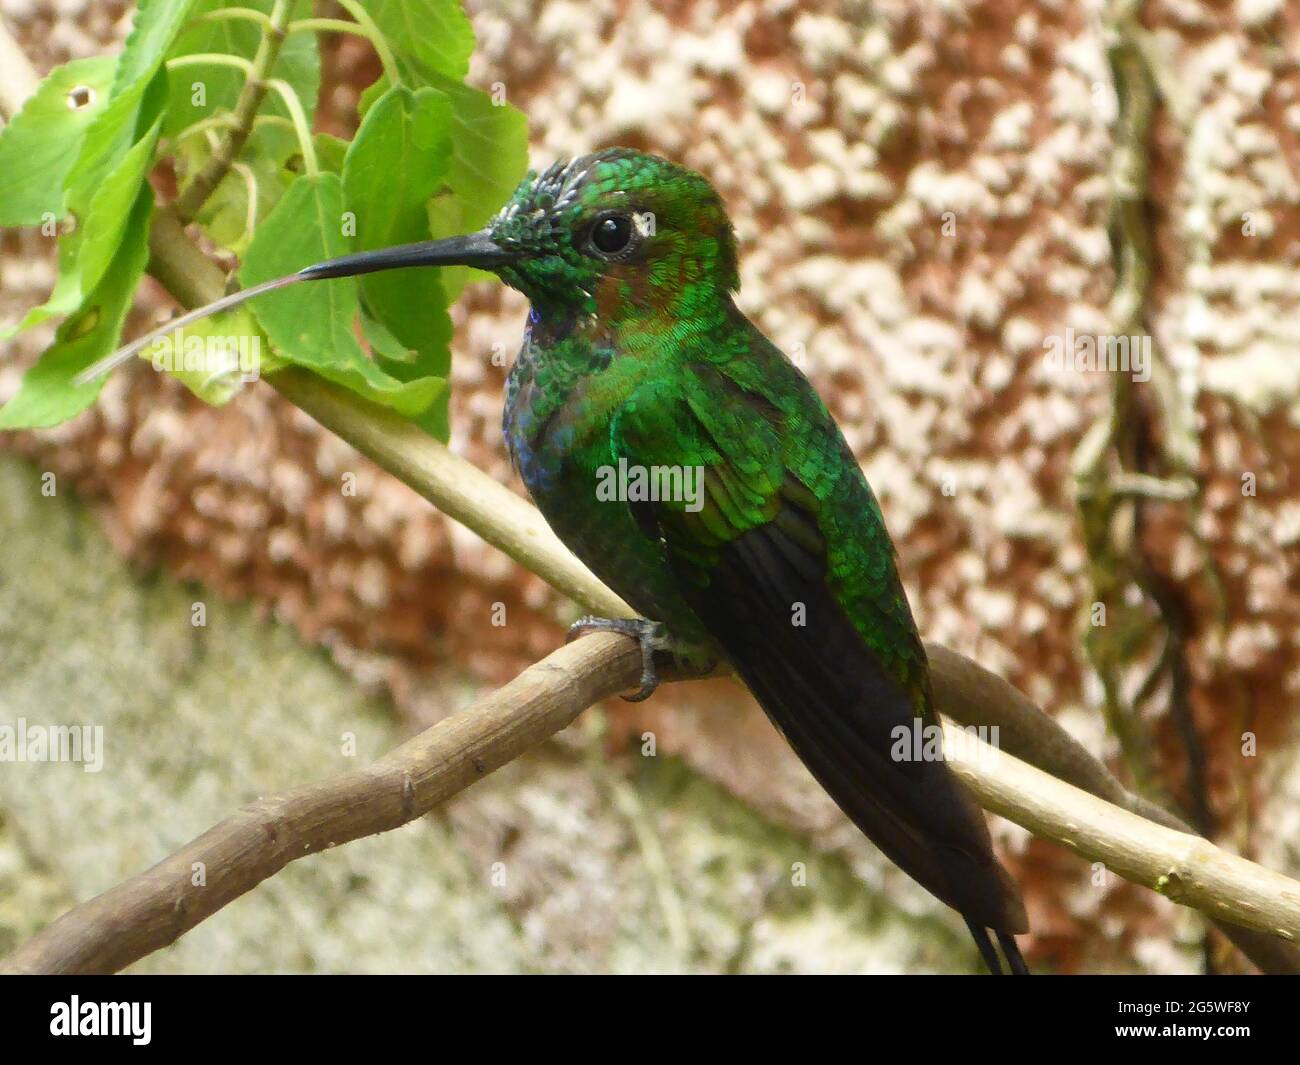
[[589, 212, 634, 256]]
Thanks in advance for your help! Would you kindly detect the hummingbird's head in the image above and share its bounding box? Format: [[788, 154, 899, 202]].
[[484, 148, 740, 319]]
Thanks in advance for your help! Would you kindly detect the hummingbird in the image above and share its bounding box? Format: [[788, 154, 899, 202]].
[[85, 148, 1029, 973]]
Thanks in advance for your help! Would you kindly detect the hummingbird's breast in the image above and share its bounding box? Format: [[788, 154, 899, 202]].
[[502, 320, 613, 495], [501, 319, 708, 638]]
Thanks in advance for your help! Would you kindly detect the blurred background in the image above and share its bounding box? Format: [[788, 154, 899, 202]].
[[0, 0, 1297, 973]]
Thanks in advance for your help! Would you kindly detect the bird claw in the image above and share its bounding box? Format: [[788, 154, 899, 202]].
[[567, 616, 669, 702]]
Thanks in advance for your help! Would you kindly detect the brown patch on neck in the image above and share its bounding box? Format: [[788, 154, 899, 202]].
[[593, 269, 657, 323]]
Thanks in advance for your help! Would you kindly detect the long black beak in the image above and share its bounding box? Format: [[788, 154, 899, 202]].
[[297, 231, 513, 280], [75, 231, 512, 385]]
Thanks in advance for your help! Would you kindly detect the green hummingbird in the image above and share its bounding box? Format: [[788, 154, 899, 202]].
[[85, 148, 1029, 973]]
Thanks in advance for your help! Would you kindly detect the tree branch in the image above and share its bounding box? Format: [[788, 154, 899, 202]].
[[930, 644, 1300, 974], [944, 726, 1300, 945], [1, 632, 652, 974]]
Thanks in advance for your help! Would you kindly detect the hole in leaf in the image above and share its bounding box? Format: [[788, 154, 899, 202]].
[[67, 85, 96, 110]]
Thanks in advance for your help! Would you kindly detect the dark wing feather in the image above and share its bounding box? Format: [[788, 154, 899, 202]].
[[695, 511, 1026, 932], [612, 369, 1026, 934]]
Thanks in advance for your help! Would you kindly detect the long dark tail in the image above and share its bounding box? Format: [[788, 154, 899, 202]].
[[967, 920, 1031, 974], [684, 516, 1029, 933], [999, 931, 1031, 974]]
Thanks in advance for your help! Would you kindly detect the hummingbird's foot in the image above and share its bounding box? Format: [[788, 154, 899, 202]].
[[566, 616, 670, 702]]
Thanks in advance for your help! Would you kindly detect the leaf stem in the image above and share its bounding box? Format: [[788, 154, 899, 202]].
[[165, 53, 257, 77], [185, 6, 277, 34], [266, 77, 318, 177], [231, 158, 260, 241], [331, 0, 401, 86], [287, 18, 398, 86]]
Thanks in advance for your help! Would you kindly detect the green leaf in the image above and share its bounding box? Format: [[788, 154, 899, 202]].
[[62, 66, 169, 234], [365, 0, 475, 82], [358, 2, 526, 254], [269, 0, 323, 123], [343, 84, 454, 419], [357, 74, 388, 120], [0, 57, 118, 226], [358, 70, 528, 250], [149, 305, 285, 405], [356, 46, 528, 301], [423, 73, 528, 298], [5, 68, 166, 339], [5, 104, 165, 339], [314, 358, 446, 419], [313, 132, 350, 175], [362, 264, 452, 382], [239, 172, 445, 418], [344, 87, 452, 245], [111, 0, 203, 99], [78, 115, 166, 297], [416, 387, 451, 441], [239, 172, 360, 363], [0, 189, 154, 430], [163, 0, 320, 140], [437, 77, 528, 232], [56, 0, 191, 211], [360, 309, 414, 362]]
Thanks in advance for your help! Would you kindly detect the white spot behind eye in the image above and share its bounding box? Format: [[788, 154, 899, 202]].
[[633, 212, 656, 238]]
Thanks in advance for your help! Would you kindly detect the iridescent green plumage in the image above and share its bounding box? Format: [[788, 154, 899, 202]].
[[495, 149, 1028, 969]]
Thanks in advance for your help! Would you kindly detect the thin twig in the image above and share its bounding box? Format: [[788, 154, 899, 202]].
[[187, 7, 277, 34], [173, 0, 290, 223], [288, 18, 398, 85]]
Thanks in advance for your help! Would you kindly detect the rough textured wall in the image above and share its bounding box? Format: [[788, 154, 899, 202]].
[[1, 0, 1297, 973]]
